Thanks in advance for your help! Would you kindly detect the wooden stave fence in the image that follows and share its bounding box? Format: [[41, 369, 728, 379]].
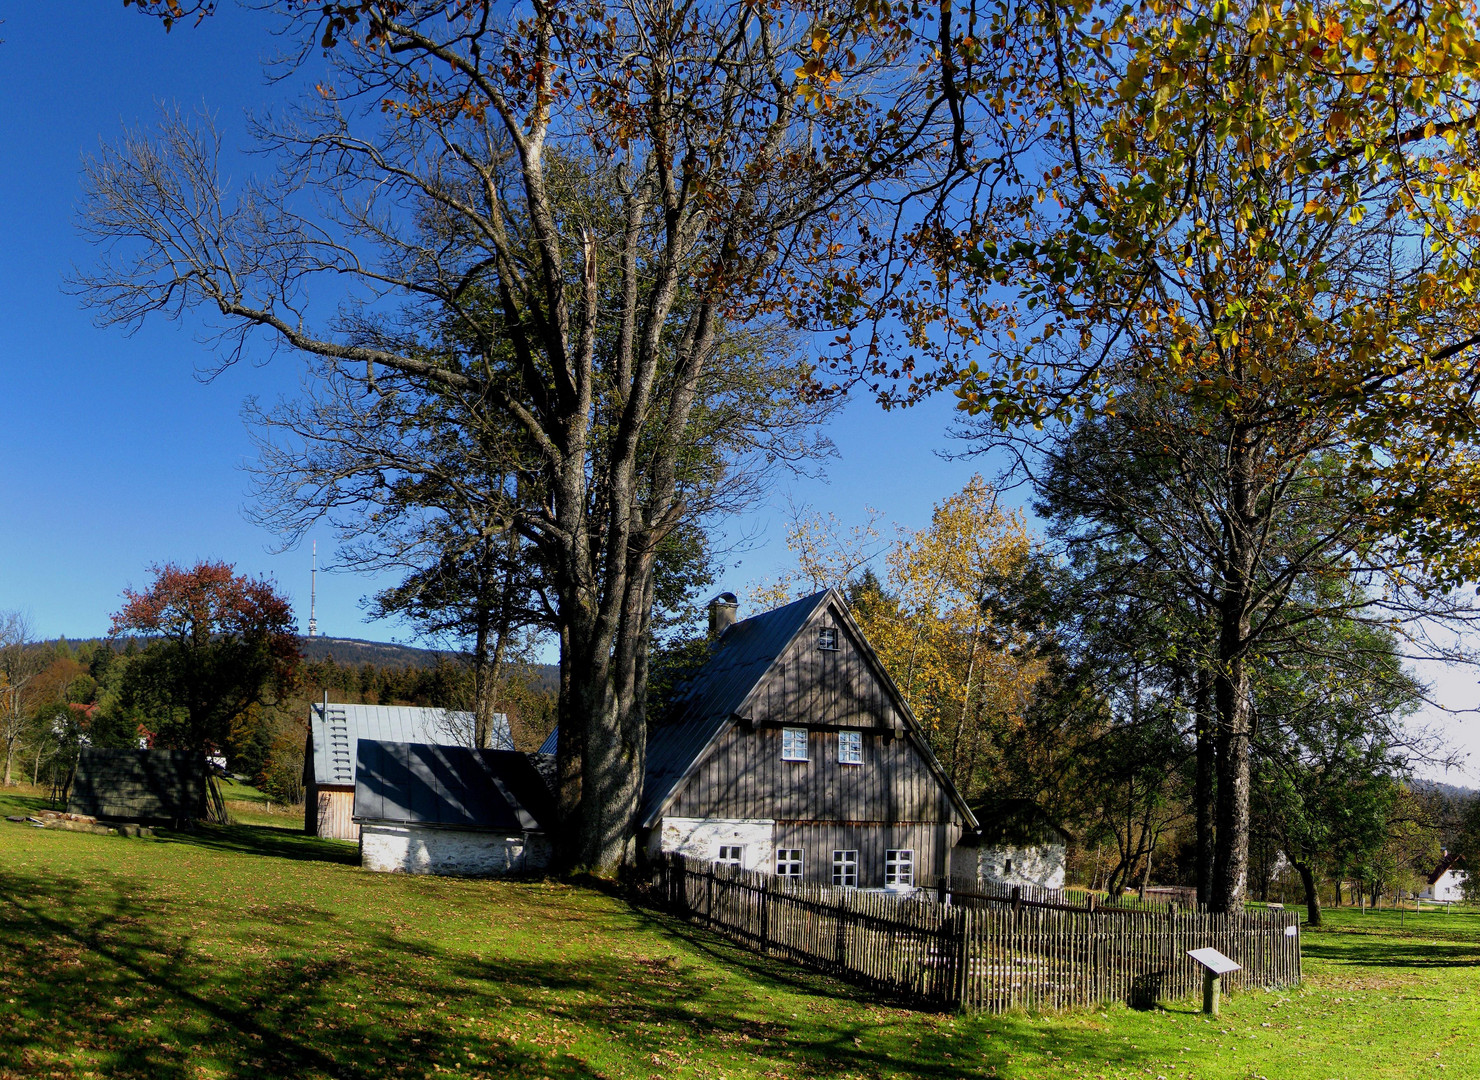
[[654, 854, 1300, 1014]]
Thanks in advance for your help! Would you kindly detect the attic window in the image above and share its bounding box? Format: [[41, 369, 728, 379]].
[[818, 626, 839, 651], [781, 727, 809, 761]]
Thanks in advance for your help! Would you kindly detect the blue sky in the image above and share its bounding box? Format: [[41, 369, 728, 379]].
[[0, 5, 991, 643], [0, 5, 1474, 782]]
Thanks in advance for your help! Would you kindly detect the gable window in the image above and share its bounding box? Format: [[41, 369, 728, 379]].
[[885, 849, 914, 887], [832, 849, 859, 887], [838, 729, 863, 765], [818, 626, 839, 651], [781, 727, 809, 761], [776, 849, 803, 879], [716, 845, 744, 870]]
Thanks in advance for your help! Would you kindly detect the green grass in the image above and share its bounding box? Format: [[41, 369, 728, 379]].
[[1, 784, 1475, 1080]]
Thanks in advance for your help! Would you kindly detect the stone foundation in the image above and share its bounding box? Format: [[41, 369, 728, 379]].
[[359, 823, 550, 877]]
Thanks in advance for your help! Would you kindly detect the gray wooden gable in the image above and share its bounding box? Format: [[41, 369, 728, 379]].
[[639, 589, 977, 831]]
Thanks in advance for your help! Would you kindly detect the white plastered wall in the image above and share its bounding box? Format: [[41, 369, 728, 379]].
[[653, 816, 776, 872], [360, 823, 552, 877], [976, 843, 1067, 890]]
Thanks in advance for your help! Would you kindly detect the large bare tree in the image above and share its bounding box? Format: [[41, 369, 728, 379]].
[[76, 1, 977, 871]]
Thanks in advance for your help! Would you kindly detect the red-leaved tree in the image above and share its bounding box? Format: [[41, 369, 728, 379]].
[[111, 561, 299, 760]]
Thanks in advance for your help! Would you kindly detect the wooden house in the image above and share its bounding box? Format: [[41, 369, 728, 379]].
[[635, 589, 977, 888], [353, 740, 555, 876], [304, 701, 512, 841], [68, 748, 208, 827]]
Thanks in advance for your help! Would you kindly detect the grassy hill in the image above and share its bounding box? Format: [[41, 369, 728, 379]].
[[2, 783, 1477, 1079]]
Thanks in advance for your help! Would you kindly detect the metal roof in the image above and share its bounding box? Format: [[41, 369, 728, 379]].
[[353, 741, 556, 831], [309, 703, 512, 788], [537, 728, 559, 755], [639, 591, 831, 826]]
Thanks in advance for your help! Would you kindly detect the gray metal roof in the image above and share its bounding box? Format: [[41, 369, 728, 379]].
[[353, 741, 556, 831], [639, 591, 831, 826], [309, 703, 512, 787]]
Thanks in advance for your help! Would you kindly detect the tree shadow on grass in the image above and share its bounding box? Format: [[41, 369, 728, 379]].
[[0, 865, 1172, 1080], [1302, 938, 1480, 968], [150, 822, 360, 866]]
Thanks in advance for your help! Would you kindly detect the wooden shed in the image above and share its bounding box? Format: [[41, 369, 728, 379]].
[[304, 702, 513, 841], [353, 740, 556, 876], [68, 748, 208, 827]]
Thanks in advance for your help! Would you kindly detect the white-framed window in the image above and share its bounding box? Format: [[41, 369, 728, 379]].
[[782, 727, 809, 761], [885, 849, 914, 887], [776, 849, 803, 879], [838, 729, 863, 765], [832, 849, 859, 887], [716, 845, 744, 870], [818, 626, 839, 651]]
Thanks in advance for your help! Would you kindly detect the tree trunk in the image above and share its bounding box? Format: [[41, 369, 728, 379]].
[[1295, 860, 1322, 927], [3, 738, 14, 787], [1194, 666, 1215, 906]]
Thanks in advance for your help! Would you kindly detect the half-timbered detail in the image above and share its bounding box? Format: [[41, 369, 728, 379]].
[[640, 590, 976, 888]]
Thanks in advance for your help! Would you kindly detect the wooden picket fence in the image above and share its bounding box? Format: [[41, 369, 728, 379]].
[[650, 854, 1300, 1014]]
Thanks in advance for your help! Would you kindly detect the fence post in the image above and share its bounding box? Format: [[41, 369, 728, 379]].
[[761, 874, 771, 955], [1012, 886, 1022, 924], [707, 861, 715, 928]]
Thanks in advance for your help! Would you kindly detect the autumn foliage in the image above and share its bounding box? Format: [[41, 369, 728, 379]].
[[111, 561, 299, 759]]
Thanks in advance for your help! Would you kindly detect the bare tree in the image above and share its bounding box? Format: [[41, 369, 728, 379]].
[[0, 611, 43, 787], [72, 2, 971, 871]]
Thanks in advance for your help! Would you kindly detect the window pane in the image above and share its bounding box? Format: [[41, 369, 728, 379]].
[[838, 730, 863, 764], [776, 848, 803, 878], [832, 849, 858, 887], [885, 849, 914, 886], [716, 845, 744, 869], [818, 627, 838, 650], [782, 727, 808, 761]]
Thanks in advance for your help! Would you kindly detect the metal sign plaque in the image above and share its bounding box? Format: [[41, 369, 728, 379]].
[[1187, 948, 1242, 975]]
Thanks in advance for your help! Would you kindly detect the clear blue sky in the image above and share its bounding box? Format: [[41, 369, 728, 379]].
[[0, 5, 1473, 783], [0, 4, 991, 643]]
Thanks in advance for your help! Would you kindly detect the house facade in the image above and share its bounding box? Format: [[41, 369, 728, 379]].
[[637, 590, 977, 889], [303, 701, 512, 841], [1420, 850, 1467, 903], [953, 799, 1070, 891]]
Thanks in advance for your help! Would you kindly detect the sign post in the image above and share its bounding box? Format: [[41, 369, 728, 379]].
[[1187, 948, 1241, 1016]]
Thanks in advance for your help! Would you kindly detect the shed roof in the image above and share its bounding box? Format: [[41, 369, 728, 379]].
[[309, 703, 512, 788], [353, 741, 556, 832], [68, 748, 207, 823], [963, 798, 1071, 847]]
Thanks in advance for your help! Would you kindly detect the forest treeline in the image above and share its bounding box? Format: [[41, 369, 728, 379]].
[[0, 634, 556, 806]]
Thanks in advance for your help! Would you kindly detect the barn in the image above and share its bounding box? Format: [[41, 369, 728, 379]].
[[68, 748, 210, 827], [303, 701, 512, 840], [632, 589, 977, 888], [353, 740, 556, 876]]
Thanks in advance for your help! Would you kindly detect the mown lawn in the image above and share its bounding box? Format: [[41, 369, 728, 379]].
[[1, 783, 1474, 1080]]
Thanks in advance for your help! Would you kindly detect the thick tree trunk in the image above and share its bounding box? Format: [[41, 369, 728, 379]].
[[1194, 666, 1216, 906], [1295, 860, 1322, 927]]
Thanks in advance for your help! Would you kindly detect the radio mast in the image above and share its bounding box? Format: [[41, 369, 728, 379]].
[[308, 541, 319, 638]]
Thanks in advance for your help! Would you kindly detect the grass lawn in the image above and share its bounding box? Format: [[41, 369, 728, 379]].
[[1, 784, 1474, 1080]]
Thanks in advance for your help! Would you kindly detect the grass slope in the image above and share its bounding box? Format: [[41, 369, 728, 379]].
[[0, 784, 1474, 1080]]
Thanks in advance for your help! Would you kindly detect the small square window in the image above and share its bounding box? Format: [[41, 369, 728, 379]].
[[818, 626, 839, 650], [781, 727, 809, 761], [716, 845, 744, 870], [832, 849, 859, 887], [838, 729, 863, 765], [885, 849, 914, 887], [776, 849, 803, 879]]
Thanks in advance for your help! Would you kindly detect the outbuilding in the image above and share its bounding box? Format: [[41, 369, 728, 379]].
[[954, 798, 1070, 891], [68, 748, 210, 827], [353, 740, 556, 877], [303, 701, 512, 840]]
